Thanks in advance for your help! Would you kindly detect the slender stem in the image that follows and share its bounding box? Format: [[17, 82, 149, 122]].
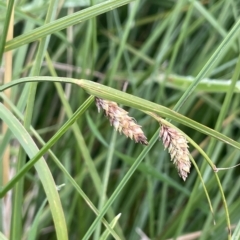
[[1, 77, 240, 151]]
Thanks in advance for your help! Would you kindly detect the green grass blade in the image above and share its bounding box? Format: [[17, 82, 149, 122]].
[[0, 77, 240, 151], [77, 79, 240, 151], [0, 103, 68, 240], [4, 0, 135, 52], [100, 214, 121, 240], [27, 199, 48, 240], [10, 1, 59, 238], [193, 1, 227, 38]]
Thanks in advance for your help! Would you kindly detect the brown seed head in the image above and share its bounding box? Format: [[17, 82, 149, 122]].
[[159, 125, 191, 181], [95, 97, 148, 145]]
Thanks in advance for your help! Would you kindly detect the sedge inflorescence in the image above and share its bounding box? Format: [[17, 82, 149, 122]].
[[95, 97, 191, 180], [159, 125, 191, 181], [95, 97, 148, 145]]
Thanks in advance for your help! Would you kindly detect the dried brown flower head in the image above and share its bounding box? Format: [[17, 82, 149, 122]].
[[159, 125, 191, 181], [95, 97, 148, 145]]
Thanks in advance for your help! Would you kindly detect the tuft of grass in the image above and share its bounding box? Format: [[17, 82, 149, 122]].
[[1, 1, 240, 240]]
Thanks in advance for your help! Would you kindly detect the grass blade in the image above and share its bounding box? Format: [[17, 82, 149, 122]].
[[0, 103, 68, 239]]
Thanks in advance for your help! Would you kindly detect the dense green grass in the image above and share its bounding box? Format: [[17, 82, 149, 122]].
[[1, 0, 240, 239]]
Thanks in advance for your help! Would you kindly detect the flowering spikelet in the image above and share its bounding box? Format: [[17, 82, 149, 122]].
[[159, 125, 191, 181], [95, 97, 148, 145]]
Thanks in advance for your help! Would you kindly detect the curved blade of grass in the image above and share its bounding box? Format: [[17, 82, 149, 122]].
[[0, 96, 94, 197], [0, 103, 68, 240], [100, 214, 121, 240], [4, 0, 135, 52], [78, 79, 240, 150], [0, 2, 68, 44], [11, 1, 59, 238], [189, 155, 215, 223], [0, 77, 240, 151]]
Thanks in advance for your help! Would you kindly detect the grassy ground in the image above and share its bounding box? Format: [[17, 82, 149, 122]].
[[1, 0, 240, 239]]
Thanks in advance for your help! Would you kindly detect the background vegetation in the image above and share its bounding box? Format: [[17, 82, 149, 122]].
[[1, 0, 240, 239]]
